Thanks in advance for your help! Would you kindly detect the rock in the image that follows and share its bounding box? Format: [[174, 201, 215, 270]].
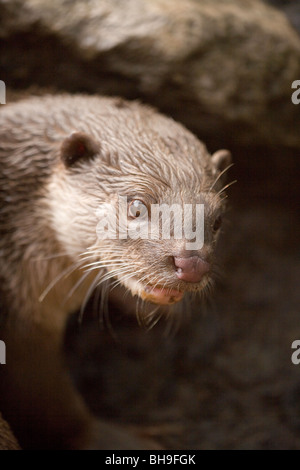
[[264, 0, 300, 34], [0, 413, 20, 450], [1, 0, 299, 148]]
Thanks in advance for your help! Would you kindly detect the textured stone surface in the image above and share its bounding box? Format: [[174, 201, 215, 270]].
[[264, 0, 300, 33], [1, 0, 300, 148], [1, 0, 299, 450]]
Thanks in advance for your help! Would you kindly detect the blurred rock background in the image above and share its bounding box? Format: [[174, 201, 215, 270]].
[[1, 0, 299, 449]]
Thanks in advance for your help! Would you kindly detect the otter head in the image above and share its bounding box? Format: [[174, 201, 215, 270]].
[[47, 99, 232, 314]]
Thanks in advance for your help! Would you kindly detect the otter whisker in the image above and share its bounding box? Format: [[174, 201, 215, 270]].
[[31, 252, 71, 262], [39, 260, 83, 302], [83, 259, 124, 268], [64, 269, 95, 304], [135, 296, 147, 328], [79, 251, 124, 264], [209, 163, 234, 192], [143, 304, 163, 329], [215, 179, 237, 198], [80, 252, 121, 263], [97, 266, 134, 284], [134, 259, 167, 286], [82, 245, 126, 255], [79, 269, 104, 322], [93, 283, 104, 328], [98, 279, 120, 343], [113, 262, 153, 283], [84, 261, 125, 272], [118, 265, 152, 285]]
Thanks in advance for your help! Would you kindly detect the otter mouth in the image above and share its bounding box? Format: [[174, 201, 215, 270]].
[[119, 274, 210, 306], [141, 285, 184, 305]]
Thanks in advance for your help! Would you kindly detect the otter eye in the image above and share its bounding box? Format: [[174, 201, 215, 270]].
[[128, 199, 148, 219], [213, 215, 222, 232]]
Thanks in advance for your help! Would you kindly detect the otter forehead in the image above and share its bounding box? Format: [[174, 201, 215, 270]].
[[59, 98, 214, 190], [2, 94, 213, 188]]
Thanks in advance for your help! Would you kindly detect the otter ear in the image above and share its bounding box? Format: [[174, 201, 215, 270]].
[[211, 149, 232, 174], [60, 132, 99, 167]]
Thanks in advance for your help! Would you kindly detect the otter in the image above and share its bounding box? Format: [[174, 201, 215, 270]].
[[0, 94, 232, 449]]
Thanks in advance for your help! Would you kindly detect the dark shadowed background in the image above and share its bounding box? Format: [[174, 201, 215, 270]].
[[1, 0, 299, 449]]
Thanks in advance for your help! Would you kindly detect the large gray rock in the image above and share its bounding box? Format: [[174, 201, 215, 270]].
[[0, 0, 300, 148], [264, 0, 300, 34]]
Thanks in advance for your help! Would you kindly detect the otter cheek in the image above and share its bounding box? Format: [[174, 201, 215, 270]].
[[142, 286, 184, 305]]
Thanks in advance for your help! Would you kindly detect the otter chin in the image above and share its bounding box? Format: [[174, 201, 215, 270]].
[[142, 285, 184, 305]]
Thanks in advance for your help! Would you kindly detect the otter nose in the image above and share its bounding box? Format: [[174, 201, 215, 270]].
[[174, 256, 210, 283]]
